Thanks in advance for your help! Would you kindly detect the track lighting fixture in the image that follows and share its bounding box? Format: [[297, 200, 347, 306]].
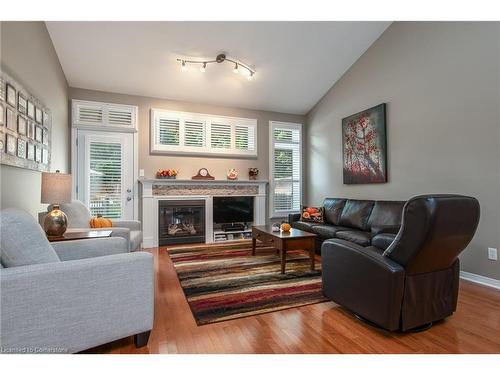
[[176, 53, 255, 80]]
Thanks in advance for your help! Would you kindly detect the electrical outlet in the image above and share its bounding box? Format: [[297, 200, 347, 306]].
[[488, 248, 498, 261]]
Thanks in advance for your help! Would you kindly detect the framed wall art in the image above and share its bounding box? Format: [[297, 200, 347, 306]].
[[6, 84, 16, 107], [6, 107, 16, 131], [18, 93, 27, 114], [0, 103, 4, 126], [17, 138, 26, 158], [6, 133, 16, 155], [18, 115, 27, 135], [342, 103, 387, 184], [1, 71, 51, 172], [35, 107, 43, 124], [27, 101, 35, 119], [27, 143, 35, 160]]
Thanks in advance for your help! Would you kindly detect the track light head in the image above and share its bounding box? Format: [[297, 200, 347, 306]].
[[233, 63, 239, 74], [181, 60, 187, 72], [247, 71, 254, 81], [200, 62, 207, 73]]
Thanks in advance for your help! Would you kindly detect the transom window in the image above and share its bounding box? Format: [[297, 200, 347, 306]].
[[151, 109, 257, 157], [270, 121, 302, 217]]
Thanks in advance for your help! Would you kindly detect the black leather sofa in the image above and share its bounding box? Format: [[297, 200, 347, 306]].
[[320, 195, 480, 332], [289, 198, 406, 253]]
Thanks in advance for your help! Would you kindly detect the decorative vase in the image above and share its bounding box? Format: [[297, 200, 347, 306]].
[[249, 167, 259, 180], [227, 168, 238, 180]]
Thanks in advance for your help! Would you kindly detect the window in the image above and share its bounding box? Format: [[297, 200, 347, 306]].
[[72, 100, 137, 130], [150, 109, 257, 157], [270, 121, 302, 217], [88, 141, 123, 218]]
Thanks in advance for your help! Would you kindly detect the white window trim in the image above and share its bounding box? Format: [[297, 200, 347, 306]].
[[269, 121, 303, 218], [150, 108, 258, 158]]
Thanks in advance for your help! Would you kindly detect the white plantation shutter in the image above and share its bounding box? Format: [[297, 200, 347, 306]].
[[184, 120, 205, 147], [73, 100, 137, 130], [235, 125, 256, 152], [157, 118, 180, 145], [76, 104, 104, 124], [210, 123, 232, 149], [108, 107, 133, 126], [151, 109, 257, 156], [88, 141, 123, 218], [270, 122, 302, 216]]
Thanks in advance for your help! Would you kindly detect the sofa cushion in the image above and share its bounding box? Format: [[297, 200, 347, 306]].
[[367, 200, 405, 233], [311, 224, 350, 240], [372, 233, 397, 250], [336, 230, 373, 246], [300, 206, 325, 224], [338, 200, 375, 230], [323, 198, 347, 225], [290, 220, 317, 232], [0, 208, 60, 267]]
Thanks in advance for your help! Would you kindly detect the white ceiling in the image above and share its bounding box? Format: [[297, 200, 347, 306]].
[[46, 22, 390, 115]]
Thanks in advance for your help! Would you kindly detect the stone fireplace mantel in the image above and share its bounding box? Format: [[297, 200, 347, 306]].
[[139, 179, 268, 248]]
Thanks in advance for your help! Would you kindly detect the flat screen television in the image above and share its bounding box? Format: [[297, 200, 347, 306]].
[[213, 196, 254, 224]]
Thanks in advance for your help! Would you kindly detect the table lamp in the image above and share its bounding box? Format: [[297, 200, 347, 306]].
[[41, 170, 72, 237]]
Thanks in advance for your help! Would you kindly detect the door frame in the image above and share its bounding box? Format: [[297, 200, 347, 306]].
[[71, 109, 139, 220]]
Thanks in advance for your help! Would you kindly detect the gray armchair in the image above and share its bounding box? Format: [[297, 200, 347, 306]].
[[0, 208, 154, 353], [50, 200, 142, 251]]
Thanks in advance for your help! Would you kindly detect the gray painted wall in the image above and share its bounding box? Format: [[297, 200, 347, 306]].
[[69, 87, 305, 182], [0, 21, 69, 217], [306, 22, 500, 280]]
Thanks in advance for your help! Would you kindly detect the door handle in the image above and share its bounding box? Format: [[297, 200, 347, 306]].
[[127, 189, 132, 193], [127, 197, 132, 201]]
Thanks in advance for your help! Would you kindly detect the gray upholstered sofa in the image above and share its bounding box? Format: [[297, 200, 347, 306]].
[[0, 208, 154, 353], [50, 200, 143, 252]]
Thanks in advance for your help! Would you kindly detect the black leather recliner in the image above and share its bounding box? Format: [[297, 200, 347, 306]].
[[321, 194, 480, 332]]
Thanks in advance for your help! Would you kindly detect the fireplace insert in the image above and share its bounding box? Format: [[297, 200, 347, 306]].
[[158, 200, 205, 245]]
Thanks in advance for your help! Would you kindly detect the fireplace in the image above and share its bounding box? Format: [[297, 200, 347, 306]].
[[158, 200, 206, 245]]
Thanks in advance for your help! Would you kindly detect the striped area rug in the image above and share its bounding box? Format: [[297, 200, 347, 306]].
[[167, 242, 328, 325]]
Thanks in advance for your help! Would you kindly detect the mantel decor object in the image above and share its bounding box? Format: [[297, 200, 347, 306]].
[[41, 170, 72, 237], [192, 168, 215, 180], [248, 167, 259, 180], [227, 168, 238, 180], [156, 169, 178, 179]]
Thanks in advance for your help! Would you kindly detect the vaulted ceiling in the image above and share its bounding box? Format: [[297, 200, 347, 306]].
[[46, 21, 390, 115]]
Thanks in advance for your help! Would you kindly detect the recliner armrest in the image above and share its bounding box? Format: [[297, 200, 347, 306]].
[[51, 237, 129, 261], [321, 239, 405, 331], [111, 220, 141, 231], [288, 213, 301, 223]]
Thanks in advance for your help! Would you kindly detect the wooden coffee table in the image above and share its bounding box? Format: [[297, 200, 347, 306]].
[[252, 225, 317, 274]]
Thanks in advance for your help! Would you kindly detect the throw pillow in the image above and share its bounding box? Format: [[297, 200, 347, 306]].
[[301, 206, 324, 223]]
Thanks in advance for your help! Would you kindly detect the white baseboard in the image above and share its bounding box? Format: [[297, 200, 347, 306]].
[[460, 271, 500, 290]]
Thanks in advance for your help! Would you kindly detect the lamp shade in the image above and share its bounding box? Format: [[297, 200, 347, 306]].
[[41, 171, 72, 204]]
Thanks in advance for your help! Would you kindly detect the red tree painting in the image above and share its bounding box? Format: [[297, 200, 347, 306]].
[[342, 104, 387, 184]]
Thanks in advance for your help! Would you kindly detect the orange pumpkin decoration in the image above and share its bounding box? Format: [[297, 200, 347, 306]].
[[280, 223, 291, 232], [90, 215, 113, 228]]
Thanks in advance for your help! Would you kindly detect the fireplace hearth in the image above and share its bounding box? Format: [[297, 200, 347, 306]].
[[158, 200, 205, 245]]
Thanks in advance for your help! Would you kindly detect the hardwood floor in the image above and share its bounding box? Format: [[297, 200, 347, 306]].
[[86, 245, 500, 354]]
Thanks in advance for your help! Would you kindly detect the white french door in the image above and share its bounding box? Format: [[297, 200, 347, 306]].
[[75, 130, 135, 220]]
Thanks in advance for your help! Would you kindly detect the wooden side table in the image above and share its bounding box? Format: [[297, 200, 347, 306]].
[[47, 230, 113, 242]]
